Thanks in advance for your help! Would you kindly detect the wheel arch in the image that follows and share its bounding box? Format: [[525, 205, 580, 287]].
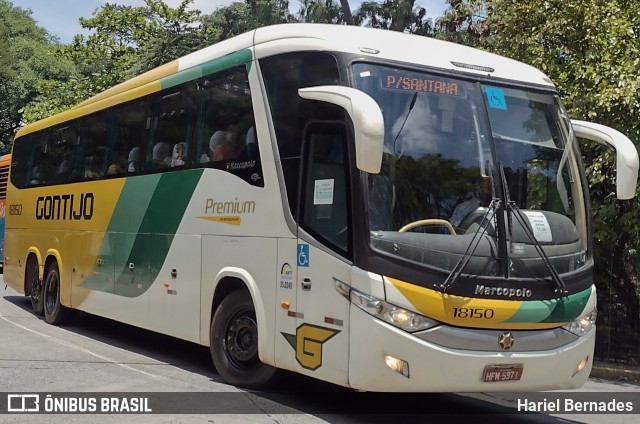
[[44, 249, 69, 308], [204, 267, 272, 365]]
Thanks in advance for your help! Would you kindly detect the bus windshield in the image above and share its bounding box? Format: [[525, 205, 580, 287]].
[[353, 63, 589, 279]]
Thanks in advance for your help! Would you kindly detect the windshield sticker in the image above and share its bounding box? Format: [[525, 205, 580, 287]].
[[313, 179, 335, 205], [359, 71, 371, 77], [383, 74, 460, 96], [523, 211, 553, 243], [485, 87, 507, 110]]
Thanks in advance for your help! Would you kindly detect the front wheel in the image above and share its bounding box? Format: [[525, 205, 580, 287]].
[[210, 290, 277, 389], [43, 262, 72, 325]]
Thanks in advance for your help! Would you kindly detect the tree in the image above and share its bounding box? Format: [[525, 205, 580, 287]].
[[435, 0, 488, 46], [298, 0, 343, 24], [355, 0, 433, 35], [79, 0, 206, 75], [0, 1, 75, 151], [201, 0, 295, 44]]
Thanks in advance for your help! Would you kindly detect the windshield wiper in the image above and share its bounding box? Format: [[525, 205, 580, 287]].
[[392, 91, 417, 157], [498, 162, 568, 295], [441, 160, 501, 292], [440, 199, 498, 292]]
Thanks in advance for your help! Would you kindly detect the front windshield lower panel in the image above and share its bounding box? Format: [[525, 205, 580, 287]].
[[352, 63, 589, 281]]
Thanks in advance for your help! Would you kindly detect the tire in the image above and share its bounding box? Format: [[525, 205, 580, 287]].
[[43, 262, 72, 325], [210, 290, 277, 389], [26, 258, 44, 316]]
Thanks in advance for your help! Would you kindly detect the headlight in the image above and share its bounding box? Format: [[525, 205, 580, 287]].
[[349, 287, 437, 332], [562, 309, 597, 336]]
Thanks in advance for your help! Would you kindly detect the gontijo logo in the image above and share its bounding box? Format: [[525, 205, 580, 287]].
[[35, 193, 94, 220]]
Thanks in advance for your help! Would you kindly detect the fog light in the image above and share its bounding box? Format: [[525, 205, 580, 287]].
[[384, 354, 409, 378], [573, 356, 589, 376]]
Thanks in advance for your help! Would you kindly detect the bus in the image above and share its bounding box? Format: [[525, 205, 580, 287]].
[[4, 24, 639, 392], [0, 153, 10, 272]]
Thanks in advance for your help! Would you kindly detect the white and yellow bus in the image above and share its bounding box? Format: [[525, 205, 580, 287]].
[[5, 24, 639, 392]]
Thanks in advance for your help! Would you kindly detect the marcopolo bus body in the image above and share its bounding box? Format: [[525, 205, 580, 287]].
[[4, 24, 638, 392]]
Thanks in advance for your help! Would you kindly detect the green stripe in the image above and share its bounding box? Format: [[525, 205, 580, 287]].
[[114, 169, 203, 296], [200, 49, 253, 77], [108, 174, 162, 232], [505, 287, 592, 324], [84, 170, 203, 297], [160, 49, 253, 90], [540, 288, 591, 323]]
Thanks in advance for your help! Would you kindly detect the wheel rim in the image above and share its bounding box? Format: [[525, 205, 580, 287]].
[[44, 269, 59, 314], [27, 268, 42, 303], [223, 310, 259, 368], [31, 277, 42, 303]]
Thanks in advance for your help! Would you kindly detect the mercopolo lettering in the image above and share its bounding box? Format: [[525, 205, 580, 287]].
[[475, 285, 533, 298], [35, 193, 94, 221]]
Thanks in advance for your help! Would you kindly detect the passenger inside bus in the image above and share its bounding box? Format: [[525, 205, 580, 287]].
[[152, 142, 172, 169], [128, 147, 141, 173], [171, 142, 188, 167]]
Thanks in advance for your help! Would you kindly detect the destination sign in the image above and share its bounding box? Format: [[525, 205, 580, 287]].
[[383, 74, 461, 96]]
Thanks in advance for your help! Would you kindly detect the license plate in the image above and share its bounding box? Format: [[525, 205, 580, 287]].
[[482, 364, 524, 382]]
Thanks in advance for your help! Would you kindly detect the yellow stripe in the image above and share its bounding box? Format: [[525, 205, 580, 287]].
[[388, 277, 561, 330], [197, 215, 242, 226], [15, 60, 180, 139], [16, 79, 163, 138], [72, 60, 180, 110]]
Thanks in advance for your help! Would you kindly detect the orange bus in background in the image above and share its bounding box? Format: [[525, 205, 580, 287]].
[[0, 153, 10, 272]]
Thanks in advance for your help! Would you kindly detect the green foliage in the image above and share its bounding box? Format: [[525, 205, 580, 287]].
[[355, 0, 433, 35], [0, 1, 76, 152], [298, 0, 343, 24], [435, 0, 488, 46], [202, 0, 295, 43]]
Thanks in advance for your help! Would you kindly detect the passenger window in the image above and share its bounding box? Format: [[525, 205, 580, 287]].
[[108, 99, 147, 176], [146, 83, 197, 172], [76, 112, 109, 181], [260, 52, 342, 218], [196, 65, 263, 187]]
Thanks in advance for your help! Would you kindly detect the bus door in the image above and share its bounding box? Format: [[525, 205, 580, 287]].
[[290, 122, 352, 386]]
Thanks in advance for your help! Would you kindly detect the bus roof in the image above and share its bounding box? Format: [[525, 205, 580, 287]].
[[16, 23, 555, 139]]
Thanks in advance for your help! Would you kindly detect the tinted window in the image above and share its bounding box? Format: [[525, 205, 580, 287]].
[[260, 52, 342, 218]]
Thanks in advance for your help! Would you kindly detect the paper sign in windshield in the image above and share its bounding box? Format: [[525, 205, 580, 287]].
[[485, 87, 507, 110], [314, 179, 335, 205], [523, 211, 552, 243]]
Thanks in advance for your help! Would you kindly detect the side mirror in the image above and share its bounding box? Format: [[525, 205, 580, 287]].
[[571, 120, 639, 200], [298, 86, 384, 174]]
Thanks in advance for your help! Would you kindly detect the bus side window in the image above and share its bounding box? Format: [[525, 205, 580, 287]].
[[146, 83, 196, 172], [72, 111, 109, 182], [260, 52, 342, 219], [300, 122, 351, 256], [109, 98, 147, 177], [196, 65, 263, 186]]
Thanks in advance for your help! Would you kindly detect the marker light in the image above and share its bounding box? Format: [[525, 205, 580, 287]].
[[573, 356, 590, 376], [562, 309, 597, 336], [384, 354, 410, 378]]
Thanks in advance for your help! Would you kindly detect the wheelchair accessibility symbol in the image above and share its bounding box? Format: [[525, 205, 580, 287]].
[[298, 244, 310, 267], [485, 87, 507, 110]]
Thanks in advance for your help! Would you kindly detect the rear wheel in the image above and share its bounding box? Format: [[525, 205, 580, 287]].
[[26, 258, 44, 316], [43, 262, 72, 325], [210, 290, 277, 389]]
